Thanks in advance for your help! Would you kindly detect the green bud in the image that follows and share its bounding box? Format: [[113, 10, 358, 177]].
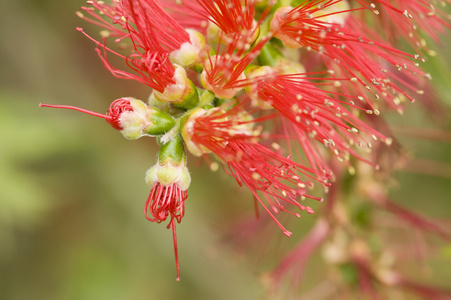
[[145, 160, 191, 190]]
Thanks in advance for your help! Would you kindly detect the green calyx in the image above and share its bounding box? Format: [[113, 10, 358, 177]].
[[144, 108, 176, 136], [198, 89, 216, 107], [172, 78, 200, 110], [158, 135, 186, 165]]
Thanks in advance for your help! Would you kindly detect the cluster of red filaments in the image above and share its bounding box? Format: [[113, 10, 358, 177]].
[[105, 98, 133, 130], [144, 183, 188, 281], [144, 183, 187, 224], [271, 1, 426, 111], [355, 0, 451, 54], [189, 106, 328, 236], [77, 0, 192, 92], [250, 73, 390, 168]]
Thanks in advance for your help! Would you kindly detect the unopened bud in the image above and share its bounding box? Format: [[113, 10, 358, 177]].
[[170, 29, 209, 69], [119, 99, 176, 140], [146, 135, 190, 190]]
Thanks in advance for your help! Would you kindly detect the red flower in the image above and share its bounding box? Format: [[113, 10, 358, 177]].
[[40, 98, 176, 140], [246, 69, 392, 169], [182, 106, 329, 236], [144, 136, 191, 280], [270, 1, 427, 112], [357, 0, 451, 54], [77, 0, 191, 91], [145, 183, 187, 225]]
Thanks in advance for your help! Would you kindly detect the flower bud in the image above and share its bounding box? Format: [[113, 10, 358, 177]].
[[170, 29, 209, 69], [118, 99, 176, 140], [181, 108, 212, 156], [153, 64, 189, 103], [144, 135, 190, 283], [145, 161, 191, 191], [146, 135, 190, 190], [153, 64, 200, 110]]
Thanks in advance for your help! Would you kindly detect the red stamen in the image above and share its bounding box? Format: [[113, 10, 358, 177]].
[[171, 217, 181, 281], [39, 103, 111, 120], [189, 106, 329, 234], [39, 98, 133, 130]]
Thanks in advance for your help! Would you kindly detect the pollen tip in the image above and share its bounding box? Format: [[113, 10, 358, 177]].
[[176, 277, 181, 282], [76, 27, 84, 32], [283, 230, 292, 237]]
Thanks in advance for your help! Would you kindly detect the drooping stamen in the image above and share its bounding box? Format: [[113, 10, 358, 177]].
[[39, 98, 133, 130], [39, 102, 111, 119], [171, 217, 181, 281]]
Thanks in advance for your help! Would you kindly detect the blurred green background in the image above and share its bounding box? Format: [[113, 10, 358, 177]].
[[1, 1, 451, 299]]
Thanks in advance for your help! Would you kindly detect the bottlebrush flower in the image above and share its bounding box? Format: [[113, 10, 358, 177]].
[[41, 0, 451, 287], [245, 67, 393, 168], [77, 0, 207, 92], [199, 36, 269, 99], [182, 105, 329, 236]]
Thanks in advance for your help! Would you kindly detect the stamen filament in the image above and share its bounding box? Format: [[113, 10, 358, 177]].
[[39, 103, 111, 120]]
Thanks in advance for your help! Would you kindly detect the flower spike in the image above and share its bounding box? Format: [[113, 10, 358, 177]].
[[41, 0, 451, 288]]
